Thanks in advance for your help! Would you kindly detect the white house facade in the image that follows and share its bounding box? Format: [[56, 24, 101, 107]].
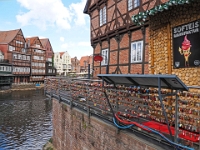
[[54, 51, 71, 76]]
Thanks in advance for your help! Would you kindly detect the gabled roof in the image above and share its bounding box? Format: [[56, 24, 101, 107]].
[[0, 29, 21, 44], [83, 0, 91, 14], [71, 57, 79, 62], [40, 38, 49, 48], [60, 52, 65, 57], [80, 55, 93, 67], [25, 36, 44, 49]]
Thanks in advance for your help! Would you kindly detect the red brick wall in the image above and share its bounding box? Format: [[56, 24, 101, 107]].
[[0, 44, 8, 59], [52, 99, 159, 150]]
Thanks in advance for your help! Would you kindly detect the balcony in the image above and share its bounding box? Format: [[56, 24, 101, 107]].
[[0, 59, 9, 63]]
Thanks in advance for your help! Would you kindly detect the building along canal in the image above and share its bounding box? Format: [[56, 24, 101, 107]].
[[0, 89, 52, 150]]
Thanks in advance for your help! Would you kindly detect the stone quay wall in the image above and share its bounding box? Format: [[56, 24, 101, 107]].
[[52, 98, 163, 150]]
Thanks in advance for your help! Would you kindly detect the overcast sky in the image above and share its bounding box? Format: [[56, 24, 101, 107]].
[[0, 0, 92, 59]]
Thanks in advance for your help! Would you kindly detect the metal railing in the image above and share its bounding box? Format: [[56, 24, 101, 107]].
[[44, 77, 200, 150]]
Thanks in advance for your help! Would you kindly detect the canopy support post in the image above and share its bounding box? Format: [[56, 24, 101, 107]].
[[158, 77, 173, 141]]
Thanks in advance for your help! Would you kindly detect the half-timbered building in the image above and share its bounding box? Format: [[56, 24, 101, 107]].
[[71, 57, 80, 73], [26, 37, 46, 82], [0, 50, 13, 89], [40, 38, 57, 77], [84, 0, 156, 77], [80, 55, 93, 75], [0, 29, 31, 83]]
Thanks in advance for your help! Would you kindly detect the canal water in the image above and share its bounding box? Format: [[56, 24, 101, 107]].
[[0, 89, 52, 150]]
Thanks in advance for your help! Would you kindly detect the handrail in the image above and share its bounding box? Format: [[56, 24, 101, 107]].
[[44, 77, 200, 150]]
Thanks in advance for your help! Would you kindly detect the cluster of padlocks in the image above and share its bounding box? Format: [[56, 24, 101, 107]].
[[44, 78, 200, 143]]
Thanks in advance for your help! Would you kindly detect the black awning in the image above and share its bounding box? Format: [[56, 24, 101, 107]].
[[97, 74, 188, 91]]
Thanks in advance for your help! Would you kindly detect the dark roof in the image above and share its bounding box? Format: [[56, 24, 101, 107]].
[[83, 0, 91, 14], [0, 29, 20, 44], [97, 74, 189, 91]]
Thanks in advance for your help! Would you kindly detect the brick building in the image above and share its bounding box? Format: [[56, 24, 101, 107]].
[[26, 37, 46, 82], [79, 55, 93, 75], [40, 38, 57, 77], [84, 0, 150, 77], [0, 51, 13, 89], [0, 29, 31, 83], [71, 56, 80, 73]]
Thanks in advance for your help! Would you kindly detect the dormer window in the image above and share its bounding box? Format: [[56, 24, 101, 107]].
[[128, 0, 140, 11], [100, 6, 106, 26]]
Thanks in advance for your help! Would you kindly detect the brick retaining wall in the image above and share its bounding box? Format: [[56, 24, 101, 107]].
[[52, 99, 164, 150]]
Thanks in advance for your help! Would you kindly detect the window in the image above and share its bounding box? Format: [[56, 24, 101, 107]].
[[21, 48, 26, 53], [9, 46, 15, 51], [48, 58, 52, 62], [101, 49, 108, 66], [0, 51, 4, 60], [13, 54, 17, 59], [16, 41, 23, 44], [131, 41, 143, 63], [27, 56, 30, 61], [18, 54, 22, 60], [99, 6, 106, 26], [22, 55, 26, 60], [128, 0, 140, 11]]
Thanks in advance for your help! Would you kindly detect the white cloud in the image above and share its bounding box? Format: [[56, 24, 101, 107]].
[[78, 42, 90, 46], [61, 42, 75, 49], [60, 37, 65, 42], [39, 36, 47, 39], [16, 0, 88, 30], [70, 0, 87, 26], [16, 0, 72, 30]]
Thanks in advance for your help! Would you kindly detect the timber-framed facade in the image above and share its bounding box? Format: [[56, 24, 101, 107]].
[[0, 29, 31, 83], [84, 0, 168, 77], [26, 37, 46, 82]]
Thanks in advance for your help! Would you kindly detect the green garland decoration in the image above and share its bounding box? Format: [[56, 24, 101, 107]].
[[132, 0, 197, 26]]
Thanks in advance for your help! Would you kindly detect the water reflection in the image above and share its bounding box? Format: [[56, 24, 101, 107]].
[[0, 90, 52, 150]]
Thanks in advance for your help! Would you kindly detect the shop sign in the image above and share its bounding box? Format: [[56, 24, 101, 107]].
[[172, 20, 200, 68]]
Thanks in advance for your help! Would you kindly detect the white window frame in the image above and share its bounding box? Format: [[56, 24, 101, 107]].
[[128, 0, 140, 11], [0, 51, 4, 59], [134, 0, 140, 8], [99, 6, 106, 26], [18, 54, 22, 60], [16, 41, 23, 44], [9, 45, 15, 51], [131, 41, 143, 63], [101, 49, 108, 66]]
